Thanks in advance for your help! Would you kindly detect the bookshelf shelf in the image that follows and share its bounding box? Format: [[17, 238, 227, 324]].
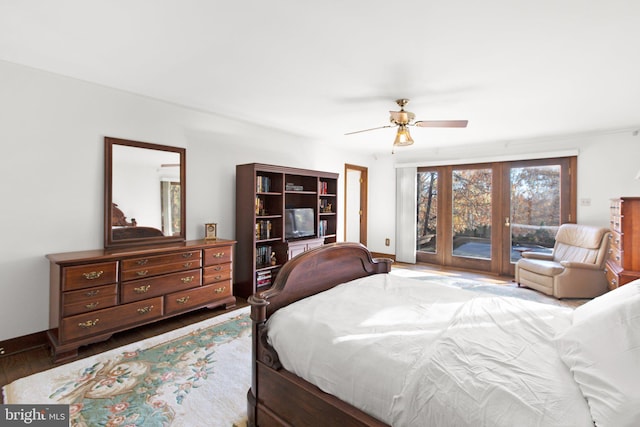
[[235, 163, 339, 298]]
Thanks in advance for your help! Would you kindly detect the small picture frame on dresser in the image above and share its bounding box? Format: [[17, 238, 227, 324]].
[[205, 223, 217, 240]]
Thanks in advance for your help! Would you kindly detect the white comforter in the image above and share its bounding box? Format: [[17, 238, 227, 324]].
[[266, 274, 594, 427]]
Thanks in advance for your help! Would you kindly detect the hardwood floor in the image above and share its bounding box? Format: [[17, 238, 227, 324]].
[[0, 263, 513, 401]]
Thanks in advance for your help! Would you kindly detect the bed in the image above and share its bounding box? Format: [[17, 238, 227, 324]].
[[247, 242, 640, 427], [111, 203, 164, 239]]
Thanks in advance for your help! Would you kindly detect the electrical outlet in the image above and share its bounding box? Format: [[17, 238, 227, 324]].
[[385, 238, 390, 246]]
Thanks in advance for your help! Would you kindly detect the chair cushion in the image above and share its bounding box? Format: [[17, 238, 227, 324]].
[[516, 258, 564, 276], [553, 224, 608, 264], [553, 243, 599, 264], [555, 224, 607, 248]]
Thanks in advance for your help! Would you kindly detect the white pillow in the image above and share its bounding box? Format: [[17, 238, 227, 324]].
[[572, 279, 640, 324], [555, 283, 640, 427]]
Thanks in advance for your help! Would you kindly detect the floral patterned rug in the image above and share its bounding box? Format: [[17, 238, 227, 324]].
[[3, 306, 251, 427]]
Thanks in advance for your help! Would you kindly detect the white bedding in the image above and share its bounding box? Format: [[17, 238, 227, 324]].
[[266, 274, 594, 426]]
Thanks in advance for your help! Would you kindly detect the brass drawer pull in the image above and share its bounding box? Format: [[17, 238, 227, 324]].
[[183, 262, 193, 268], [85, 290, 99, 297], [136, 270, 149, 277], [136, 259, 149, 266], [214, 275, 222, 280], [78, 319, 99, 328], [176, 296, 190, 304], [213, 266, 222, 271], [82, 271, 103, 280], [134, 285, 151, 294], [137, 305, 154, 314], [182, 253, 193, 258], [213, 252, 225, 258], [214, 286, 226, 294], [85, 302, 99, 309], [181, 276, 195, 284]]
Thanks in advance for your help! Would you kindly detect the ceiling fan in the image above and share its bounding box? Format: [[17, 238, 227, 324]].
[[345, 98, 468, 150]]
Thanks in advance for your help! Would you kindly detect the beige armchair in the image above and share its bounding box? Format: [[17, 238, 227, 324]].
[[515, 224, 610, 298]]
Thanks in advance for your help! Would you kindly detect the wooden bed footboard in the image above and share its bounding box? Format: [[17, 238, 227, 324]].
[[247, 242, 392, 427]]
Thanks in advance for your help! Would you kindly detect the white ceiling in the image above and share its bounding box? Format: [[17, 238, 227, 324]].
[[2, 1, 640, 156]]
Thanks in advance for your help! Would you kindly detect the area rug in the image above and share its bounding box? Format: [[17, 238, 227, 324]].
[[2, 306, 251, 427]]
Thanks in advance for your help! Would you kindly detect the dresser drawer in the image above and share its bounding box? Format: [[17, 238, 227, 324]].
[[121, 269, 202, 303], [63, 262, 118, 291], [608, 230, 623, 252], [607, 245, 623, 267], [62, 284, 118, 305], [203, 263, 232, 285], [165, 281, 233, 315], [121, 259, 203, 281], [121, 250, 202, 272], [203, 246, 233, 265], [605, 261, 621, 291], [610, 215, 623, 233], [63, 294, 118, 317], [60, 297, 163, 342]]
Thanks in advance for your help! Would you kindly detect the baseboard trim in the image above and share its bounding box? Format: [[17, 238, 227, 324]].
[[371, 252, 395, 262], [0, 331, 48, 358]]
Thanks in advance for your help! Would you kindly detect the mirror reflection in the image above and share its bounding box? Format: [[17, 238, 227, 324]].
[[105, 137, 186, 248]]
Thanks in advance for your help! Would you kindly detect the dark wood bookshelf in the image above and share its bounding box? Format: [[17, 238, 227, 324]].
[[235, 163, 339, 298]]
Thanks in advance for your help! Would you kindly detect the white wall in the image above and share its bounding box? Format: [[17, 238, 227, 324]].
[[0, 60, 370, 341], [365, 131, 640, 255], [2, 58, 638, 342]]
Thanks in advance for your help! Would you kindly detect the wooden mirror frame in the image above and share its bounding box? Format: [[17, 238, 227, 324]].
[[104, 137, 186, 248]]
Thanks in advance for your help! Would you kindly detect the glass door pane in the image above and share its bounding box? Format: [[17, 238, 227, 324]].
[[452, 168, 492, 259], [510, 165, 561, 262], [416, 171, 438, 253]]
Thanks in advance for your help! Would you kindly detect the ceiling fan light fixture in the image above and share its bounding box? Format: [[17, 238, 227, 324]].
[[394, 125, 414, 146]]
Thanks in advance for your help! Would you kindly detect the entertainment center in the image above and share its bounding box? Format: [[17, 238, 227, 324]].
[[235, 163, 339, 298]]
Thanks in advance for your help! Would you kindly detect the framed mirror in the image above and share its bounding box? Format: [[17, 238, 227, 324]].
[[104, 137, 186, 248]]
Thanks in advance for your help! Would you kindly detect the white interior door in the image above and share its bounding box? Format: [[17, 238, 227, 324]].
[[345, 169, 361, 243]]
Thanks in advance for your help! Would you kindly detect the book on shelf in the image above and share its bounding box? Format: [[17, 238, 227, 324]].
[[255, 245, 273, 268], [255, 196, 265, 216], [255, 220, 273, 240], [319, 181, 328, 194], [256, 175, 271, 193], [285, 183, 304, 191], [319, 219, 328, 237], [256, 270, 272, 287]]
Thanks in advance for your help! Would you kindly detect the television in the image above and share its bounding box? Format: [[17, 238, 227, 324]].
[[284, 208, 316, 239]]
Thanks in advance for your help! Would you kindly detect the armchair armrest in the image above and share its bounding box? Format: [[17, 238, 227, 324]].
[[559, 260, 603, 270], [521, 252, 553, 260]]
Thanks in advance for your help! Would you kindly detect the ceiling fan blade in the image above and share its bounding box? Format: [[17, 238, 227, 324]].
[[414, 120, 468, 128], [344, 125, 394, 135]]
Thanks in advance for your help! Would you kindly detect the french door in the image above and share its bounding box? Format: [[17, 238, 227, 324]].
[[416, 157, 576, 275]]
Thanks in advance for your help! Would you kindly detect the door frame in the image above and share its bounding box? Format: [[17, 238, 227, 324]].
[[499, 156, 577, 276], [416, 157, 576, 276], [344, 164, 368, 246]]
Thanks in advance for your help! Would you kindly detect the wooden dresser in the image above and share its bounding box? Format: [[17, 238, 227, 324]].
[[47, 239, 235, 362], [605, 197, 640, 290]]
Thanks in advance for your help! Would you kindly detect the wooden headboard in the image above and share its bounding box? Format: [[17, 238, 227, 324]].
[[112, 203, 137, 227]]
